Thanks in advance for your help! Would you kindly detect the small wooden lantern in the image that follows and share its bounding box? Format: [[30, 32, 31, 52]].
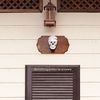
[[44, 0, 56, 27]]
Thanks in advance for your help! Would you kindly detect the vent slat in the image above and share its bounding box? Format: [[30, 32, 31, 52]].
[[32, 76, 73, 78], [32, 98, 73, 100], [32, 95, 73, 99], [32, 87, 73, 91], [32, 83, 73, 86], [32, 78, 73, 81], [32, 86, 73, 88], [32, 94, 73, 96], [32, 81, 73, 83], [32, 91, 73, 93]]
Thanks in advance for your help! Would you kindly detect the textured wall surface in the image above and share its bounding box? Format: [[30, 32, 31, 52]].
[[0, 0, 100, 100]]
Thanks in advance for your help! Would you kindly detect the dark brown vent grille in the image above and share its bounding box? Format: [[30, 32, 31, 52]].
[[25, 65, 80, 100], [0, 0, 43, 13], [57, 0, 100, 12]]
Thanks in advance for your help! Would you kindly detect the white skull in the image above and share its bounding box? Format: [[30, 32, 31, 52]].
[[48, 36, 58, 50]]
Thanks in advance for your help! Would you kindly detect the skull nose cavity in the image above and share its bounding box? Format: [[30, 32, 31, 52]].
[[52, 43, 54, 45]]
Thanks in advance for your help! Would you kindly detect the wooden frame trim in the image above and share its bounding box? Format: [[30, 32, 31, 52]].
[[25, 65, 80, 100], [0, 0, 43, 13], [57, 0, 100, 12]]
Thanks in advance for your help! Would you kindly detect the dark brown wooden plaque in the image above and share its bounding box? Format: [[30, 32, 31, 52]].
[[25, 65, 80, 100], [37, 36, 69, 54]]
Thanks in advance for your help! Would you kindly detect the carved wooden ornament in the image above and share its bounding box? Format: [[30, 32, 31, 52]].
[[37, 36, 69, 54]]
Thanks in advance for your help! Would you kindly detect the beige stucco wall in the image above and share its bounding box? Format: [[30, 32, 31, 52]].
[[0, 0, 100, 100]]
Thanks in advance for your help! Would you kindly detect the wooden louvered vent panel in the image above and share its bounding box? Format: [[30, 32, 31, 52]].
[[0, 0, 43, 13], [25, 65, 80, 100], [57, 0, 100, 12]]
